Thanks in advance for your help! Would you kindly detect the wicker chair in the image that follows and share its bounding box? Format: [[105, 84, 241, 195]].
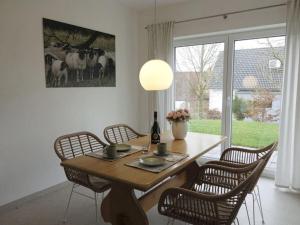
[[158, 160, 264, 225], [103, 124, 146, 144], [207, 142, 277, 225], [54, 131, 111, 223]]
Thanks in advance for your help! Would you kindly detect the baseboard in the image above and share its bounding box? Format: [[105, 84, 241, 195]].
[[0, 181, 69, 213]]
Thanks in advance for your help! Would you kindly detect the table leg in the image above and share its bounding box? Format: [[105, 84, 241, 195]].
[[101, 161, 200, 225], [101, 182, 149, 225]]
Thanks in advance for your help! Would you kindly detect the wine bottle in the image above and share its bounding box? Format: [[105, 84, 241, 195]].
[[151, 111, 160, 144]]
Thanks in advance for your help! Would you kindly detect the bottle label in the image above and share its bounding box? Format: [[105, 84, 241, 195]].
[[151, 133, 160, 144]]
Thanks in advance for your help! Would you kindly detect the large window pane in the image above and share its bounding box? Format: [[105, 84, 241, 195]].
[[232, 36, 285, 149], [175, 43, 224, 134], [175, 43, 224, 158]]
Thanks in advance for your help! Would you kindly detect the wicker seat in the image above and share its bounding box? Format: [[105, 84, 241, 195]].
[[103, 124, 146, 144], [158, 161, 264, 225], [54, 131, 110, 222], [207, 142, 277, 225]]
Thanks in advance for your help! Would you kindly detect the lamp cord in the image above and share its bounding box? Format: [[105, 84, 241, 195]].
[[154, 0, 157, 58]]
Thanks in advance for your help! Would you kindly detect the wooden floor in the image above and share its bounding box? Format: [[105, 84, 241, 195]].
[[0, 178, 300, 225]]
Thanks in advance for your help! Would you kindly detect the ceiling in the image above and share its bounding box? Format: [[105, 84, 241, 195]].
[[117, 0, 192, 11]]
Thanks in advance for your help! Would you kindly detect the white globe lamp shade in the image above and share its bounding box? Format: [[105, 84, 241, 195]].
[[139, 59, 173, 91]]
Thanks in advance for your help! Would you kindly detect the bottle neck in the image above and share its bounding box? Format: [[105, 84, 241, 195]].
[[154, 111, 158, 122]]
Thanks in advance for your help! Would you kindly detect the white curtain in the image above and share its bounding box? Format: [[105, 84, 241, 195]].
[[146, 21, 175, 131], [275, 0, 300, 190]]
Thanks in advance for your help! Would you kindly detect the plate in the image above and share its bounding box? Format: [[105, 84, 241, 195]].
[[153, 150, 170, 156], [139, 156, 166, 167], [116, 144, 131, 152]]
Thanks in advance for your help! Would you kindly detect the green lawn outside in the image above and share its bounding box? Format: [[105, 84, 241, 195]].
[[189, 119, 279, 148]]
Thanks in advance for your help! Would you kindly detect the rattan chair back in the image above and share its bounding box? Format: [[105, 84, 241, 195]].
[[220, 142, 277, 165], [192, 160, 260, 194], [158, 160, 264, 225], [216, 142, 277, 193], [54, 131, 107, 161], [103, 124, 146, 144]]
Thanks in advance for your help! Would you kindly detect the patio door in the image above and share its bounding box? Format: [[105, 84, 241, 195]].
[[174, 27, 286, 167]]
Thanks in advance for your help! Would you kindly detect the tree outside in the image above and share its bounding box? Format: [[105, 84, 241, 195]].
[[175, 44, 223, 119]]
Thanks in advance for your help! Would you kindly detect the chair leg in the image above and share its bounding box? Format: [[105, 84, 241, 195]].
[[235, 217, 240, 225], [63, 183, 75, 223], [166, 217, 171, 225], [244, 200, 252, 225], [251, 193, 256, 225], [94, 192, 99, 223], [255, 186, 265, 224]]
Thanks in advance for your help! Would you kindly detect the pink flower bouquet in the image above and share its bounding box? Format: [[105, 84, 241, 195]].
[[166, 109, 191, 122]]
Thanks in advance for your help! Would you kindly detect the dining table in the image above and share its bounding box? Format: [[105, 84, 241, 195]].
[[61, 132, 227, 225]]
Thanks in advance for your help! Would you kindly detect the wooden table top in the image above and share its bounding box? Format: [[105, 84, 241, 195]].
[[61, 132, 226, 191]]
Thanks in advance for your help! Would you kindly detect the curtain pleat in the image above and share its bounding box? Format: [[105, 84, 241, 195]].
[[146, 21, 175, 131], [275, 0, 300, 190]]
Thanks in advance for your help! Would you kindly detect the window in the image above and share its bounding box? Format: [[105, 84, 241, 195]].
[[174, 27, 286, 176]]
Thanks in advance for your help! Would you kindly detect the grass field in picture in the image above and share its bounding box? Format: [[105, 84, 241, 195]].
[[189, 119, 279, 148]]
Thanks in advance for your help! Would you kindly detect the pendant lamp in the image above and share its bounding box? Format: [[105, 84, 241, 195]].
[[139, 0, 173, 91]]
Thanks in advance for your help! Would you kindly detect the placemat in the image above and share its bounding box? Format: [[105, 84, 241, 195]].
[[125, 152, 188, 173], [86, 145, 145, 161]]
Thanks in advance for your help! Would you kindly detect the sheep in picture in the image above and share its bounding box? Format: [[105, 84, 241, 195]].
[[65, 49, 87, 82], [44, 42, 72, 61], [98, 54, 107, 80], [97, 52, 116, 81], [51, 60, 68, 87], [44, 54, 54, 85], [104, 57, 115, 79], [94, 62, 104, 80], [86, 48, 105, 80]]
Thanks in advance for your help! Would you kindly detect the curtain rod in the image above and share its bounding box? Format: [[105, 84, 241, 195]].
[[145, 3, 287, 29]]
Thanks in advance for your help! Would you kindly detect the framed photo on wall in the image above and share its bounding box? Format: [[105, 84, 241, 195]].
[[43, 18, 116, 88]]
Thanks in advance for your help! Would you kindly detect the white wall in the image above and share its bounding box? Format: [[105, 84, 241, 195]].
[[0, 0, 139, 206], [137, 0, 287, 132]]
